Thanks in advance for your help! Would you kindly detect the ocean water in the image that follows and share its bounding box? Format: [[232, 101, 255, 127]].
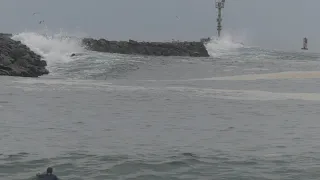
[[1, 31, 320, 180]]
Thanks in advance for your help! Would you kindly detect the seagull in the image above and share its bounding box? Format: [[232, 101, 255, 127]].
[[39, 20, 44, 24]]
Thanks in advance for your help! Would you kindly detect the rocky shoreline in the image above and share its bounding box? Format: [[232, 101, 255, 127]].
[[0, 33, 49, 77], [82, 38, 209, 57]]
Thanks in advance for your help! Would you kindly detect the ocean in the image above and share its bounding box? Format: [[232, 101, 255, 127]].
[[1, 31, 320, 180]]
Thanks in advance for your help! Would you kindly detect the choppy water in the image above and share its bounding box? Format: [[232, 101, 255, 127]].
[[1, 32, 320, 180]]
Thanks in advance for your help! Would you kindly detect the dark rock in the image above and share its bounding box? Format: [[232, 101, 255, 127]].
[[0, 33, 49, 77], [0, 69, 10, 75], [0, 64, 12, 71], [200, 37, 211, 44], [0, 54, 13, 66], [39, 60, 47, 67], [82, 38, 209, 57]]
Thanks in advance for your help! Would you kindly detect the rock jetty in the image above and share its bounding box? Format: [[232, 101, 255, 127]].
[[82, 38, 209, 57], [0, 33, 210, 77], [0, 33, 49, 77]]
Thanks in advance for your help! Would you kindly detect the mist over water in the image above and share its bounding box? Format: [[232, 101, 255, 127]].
[[2, 29, 320, 180]]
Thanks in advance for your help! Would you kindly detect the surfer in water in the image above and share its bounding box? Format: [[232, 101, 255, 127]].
[[36, 167, 59, 180]]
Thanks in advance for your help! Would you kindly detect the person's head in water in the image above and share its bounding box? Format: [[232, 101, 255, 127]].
[[47, 167, 53, 175], [36, 167, 59, 180]]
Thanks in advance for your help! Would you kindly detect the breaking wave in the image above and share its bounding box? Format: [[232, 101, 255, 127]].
[[11, 31, 86, 67], [204, 32, 247, 57]]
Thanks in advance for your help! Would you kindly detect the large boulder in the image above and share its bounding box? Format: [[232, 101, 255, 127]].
[[0, 33, 49, 77], [82, 38, 209, 57]]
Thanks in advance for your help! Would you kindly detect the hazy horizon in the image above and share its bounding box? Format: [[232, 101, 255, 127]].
[[1, 0, 319, 51]]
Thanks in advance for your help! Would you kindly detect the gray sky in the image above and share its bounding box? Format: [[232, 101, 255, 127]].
[[0, 0, 319, 51]]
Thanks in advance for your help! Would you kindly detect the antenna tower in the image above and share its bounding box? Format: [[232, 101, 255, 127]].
[[215, 0, 225, 37]]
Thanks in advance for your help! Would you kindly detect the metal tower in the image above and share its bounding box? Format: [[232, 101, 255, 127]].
[[215, 0, 225, 37]]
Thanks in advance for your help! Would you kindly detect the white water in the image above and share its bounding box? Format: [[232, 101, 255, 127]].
[[11, 31, 86, 67], [9, 30, 248, 73], [205, 32, 247, 57]]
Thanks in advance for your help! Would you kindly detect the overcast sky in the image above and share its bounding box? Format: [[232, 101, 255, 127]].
[[0, 0, 319, 50]]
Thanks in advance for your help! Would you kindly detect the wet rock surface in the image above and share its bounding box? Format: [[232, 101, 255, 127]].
[[0, 33, 49, 77], [82, 38, 209, 57]]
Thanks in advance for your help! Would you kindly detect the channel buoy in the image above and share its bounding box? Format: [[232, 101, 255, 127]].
[[301, 37, 308, 50]]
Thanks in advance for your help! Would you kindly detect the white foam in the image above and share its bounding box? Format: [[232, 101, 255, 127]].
[[11, 78, 320, 101], [243, 68, 269, 71], [141, 71, 320, 82], [201, 71, 320, 81], [11, 31, 85, 67], [165, 86, 320, 101], [204, 32, 246, 57]]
